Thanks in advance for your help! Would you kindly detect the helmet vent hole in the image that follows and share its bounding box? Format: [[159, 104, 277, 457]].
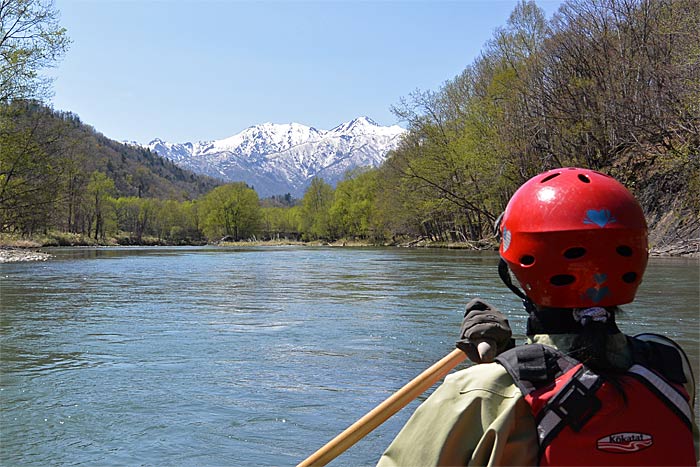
[[550, 274, 576, 286], [520, 255, 535, 266], [563, 247, 586, 259], [622, 272, 638, 283], [578, 174, 591, 183], [541, 173, 560, 183], [616, 245, 633, 257]]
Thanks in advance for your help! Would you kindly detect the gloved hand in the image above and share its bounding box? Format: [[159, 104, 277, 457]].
[[456, 298, 514, 363]]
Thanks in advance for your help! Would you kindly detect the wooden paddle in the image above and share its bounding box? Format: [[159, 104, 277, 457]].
[[297, 347, 468, 467]]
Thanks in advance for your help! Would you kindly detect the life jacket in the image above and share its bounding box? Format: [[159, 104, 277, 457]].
[[495, 333, 697, 466]]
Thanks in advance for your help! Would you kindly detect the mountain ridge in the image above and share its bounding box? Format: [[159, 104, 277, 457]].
[[143, 116, 406, 197]]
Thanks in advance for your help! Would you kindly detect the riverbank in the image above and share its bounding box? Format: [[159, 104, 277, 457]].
[[1, 235, 697, 263], [0, 248, 53, 263]]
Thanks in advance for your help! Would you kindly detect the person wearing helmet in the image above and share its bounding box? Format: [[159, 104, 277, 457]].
[[377, 167, 698, 466]]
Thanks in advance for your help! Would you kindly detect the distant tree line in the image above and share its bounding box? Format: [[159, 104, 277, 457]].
[[376, 0, 699, 245], [2, 0, 698, 246], [0, 100, 221, 239], [293, 0, 698, 246]]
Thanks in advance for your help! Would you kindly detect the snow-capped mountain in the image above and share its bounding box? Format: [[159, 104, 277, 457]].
[[145, 117, 405, 197]]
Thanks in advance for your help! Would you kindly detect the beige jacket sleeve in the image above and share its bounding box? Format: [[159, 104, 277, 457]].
[[376, 362, 538, 467]]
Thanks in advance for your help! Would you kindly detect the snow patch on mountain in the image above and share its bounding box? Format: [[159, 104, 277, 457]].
[[145, 116, 406, 197]]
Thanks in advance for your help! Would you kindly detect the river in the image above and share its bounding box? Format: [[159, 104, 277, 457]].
[[1, 247, 698, 466]]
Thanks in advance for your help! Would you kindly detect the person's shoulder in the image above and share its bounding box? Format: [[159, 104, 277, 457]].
[[630, 332, 696, 402], [442, 361, 521, 398]]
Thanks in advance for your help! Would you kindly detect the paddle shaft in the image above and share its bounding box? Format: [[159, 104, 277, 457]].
[[297, 348, 467, 467]]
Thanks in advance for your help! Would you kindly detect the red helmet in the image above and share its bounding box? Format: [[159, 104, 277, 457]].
[[499, 167, 648, 308]]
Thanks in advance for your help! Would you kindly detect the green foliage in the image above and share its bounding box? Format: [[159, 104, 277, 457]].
[[299, 178, 335, 241], [382, 0, 699, 245], [0, 101, 222, 237], [329, 169, 380, 240], [199, 183, 261, 241], [0, 0, 71, 103], [86, 171, 115, 240], [0, 101, 66, 234], [261, 193, 297, 208], [2, 0, 696, 247], [260, 205, 301, 240]]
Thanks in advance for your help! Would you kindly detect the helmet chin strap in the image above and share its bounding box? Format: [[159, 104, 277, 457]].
[[498, 258, 536, 313]]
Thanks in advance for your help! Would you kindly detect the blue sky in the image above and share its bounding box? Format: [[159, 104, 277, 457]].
[[50, 0, 563, 144]]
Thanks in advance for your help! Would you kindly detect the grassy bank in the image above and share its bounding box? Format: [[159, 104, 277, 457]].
[[0, 232, 181, 248], [2, 231, 696, 257]]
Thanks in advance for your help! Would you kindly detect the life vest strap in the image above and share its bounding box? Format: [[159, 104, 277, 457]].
[[496, 338, 696, 466], [496, 343, 578, 395], [627, 364, 693, 429], [537, 366, 603, 450], [628, 336, 687, 384]]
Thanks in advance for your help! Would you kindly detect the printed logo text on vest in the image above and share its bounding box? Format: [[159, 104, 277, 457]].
[[596, 432, 653, 453]]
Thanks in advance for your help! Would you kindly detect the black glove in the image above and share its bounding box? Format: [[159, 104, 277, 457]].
[[456, 298, 514, 363]]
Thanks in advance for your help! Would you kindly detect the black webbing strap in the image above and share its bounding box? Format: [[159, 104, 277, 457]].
[[496, 344, 604, 458], [496, 344, 577, 394], [498, 258, 536, 313], [629, 335, 687, 384]]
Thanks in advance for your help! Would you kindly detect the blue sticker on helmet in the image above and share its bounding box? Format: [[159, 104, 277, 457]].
[[584, 273, 610, 303], [585, 286, 610, 303], [584, 209, 617, 228]]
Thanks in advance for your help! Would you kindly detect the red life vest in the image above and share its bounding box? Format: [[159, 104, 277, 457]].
[[496, 333, 697, 466]]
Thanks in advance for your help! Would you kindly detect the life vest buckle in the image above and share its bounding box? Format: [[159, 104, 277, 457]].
[[547, 369, 602, 432]]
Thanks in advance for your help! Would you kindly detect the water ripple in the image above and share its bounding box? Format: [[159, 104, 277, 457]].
[[0, 248, 697, 467]]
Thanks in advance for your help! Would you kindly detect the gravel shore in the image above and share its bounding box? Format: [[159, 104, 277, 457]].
[[0, 248, 53, 263]]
